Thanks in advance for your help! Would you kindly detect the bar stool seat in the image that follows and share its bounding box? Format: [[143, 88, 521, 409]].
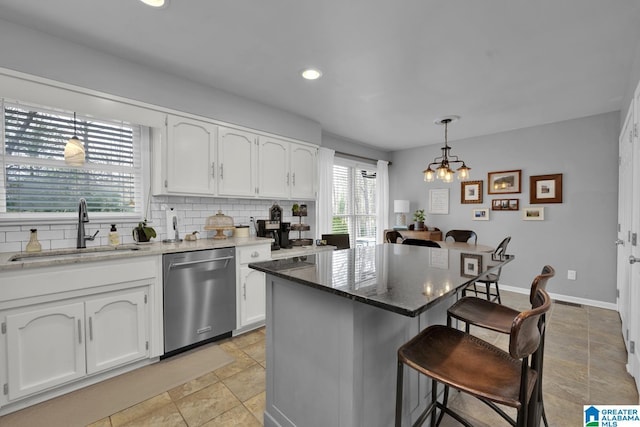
[[447, 297, 519, 333], [400, 325, 538, 409]]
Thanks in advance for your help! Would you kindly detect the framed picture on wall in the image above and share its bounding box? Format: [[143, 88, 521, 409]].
[[488, 170, 522, 194], [530, 174, 563, 204], [460, 253, 483, 277], [523, 206, 545, 220], [472, 208, 489, 221], [491, 199, 519, 211], [461, 180, 483, 204]]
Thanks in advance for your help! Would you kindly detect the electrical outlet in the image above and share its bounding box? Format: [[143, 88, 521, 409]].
[[568, 270, 577, 281]]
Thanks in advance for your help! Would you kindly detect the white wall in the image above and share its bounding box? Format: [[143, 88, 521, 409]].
[[390, 112, 619, 304]]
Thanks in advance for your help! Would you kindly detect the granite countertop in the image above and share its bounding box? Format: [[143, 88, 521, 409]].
[[0, 237, 275, 272], [249, 244, 514, 317]]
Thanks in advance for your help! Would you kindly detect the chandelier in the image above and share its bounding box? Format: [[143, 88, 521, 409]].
[[423, 116, 470, 183]]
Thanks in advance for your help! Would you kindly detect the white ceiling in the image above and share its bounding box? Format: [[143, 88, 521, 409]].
[[1, 0, 639, 150]]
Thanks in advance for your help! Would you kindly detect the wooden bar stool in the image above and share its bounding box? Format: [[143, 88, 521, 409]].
[[462, 236, 511, 303], [447, 265, 555, 427], [395, 289, 552, 427]]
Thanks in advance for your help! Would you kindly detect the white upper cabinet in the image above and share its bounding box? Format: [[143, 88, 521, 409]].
[[218, 127, 257, 197], [258, 137, 290, 199], [156, 114, 317, 200], [165, 115, 217, 195], [258, 138, 317, 200], [290, 143, 317, 199]]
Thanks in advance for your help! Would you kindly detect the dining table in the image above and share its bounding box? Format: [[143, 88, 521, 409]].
[[249, 243, 514, 427]]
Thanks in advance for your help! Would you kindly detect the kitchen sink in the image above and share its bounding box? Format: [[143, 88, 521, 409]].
[[9, 245, 149, 262]]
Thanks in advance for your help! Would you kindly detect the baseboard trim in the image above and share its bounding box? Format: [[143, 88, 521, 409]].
[[499, 284, 617, 311]]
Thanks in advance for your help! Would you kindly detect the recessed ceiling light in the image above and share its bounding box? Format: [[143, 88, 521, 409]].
[[139, 0, 167, 8], [301, 68, 323, 80]]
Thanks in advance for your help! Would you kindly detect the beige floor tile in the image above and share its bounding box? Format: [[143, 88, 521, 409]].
[[214, 345, 258, 380], [175, 382, 241, 427], [200, 404, 262, 427], [119, 402, 186, 427], [242, 340, 266, 363], [244, 391, 266, 424], [87, 417, 112, 427], [230, 330, 265, 349], [110, 393, 173, 427], [168, 371, 220, 401], [222, 364, 266, 402], [544, 392, 584, 427]]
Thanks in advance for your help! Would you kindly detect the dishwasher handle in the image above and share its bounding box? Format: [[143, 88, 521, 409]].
[[168, 256, 233, 269]]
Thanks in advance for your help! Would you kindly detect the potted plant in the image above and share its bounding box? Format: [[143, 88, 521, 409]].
[[413, 209, 426, 231], [292, 203, 300, 216], [132, 219, 156, 243]]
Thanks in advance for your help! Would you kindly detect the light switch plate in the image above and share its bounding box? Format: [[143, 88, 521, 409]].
[[568, 270, 577, 280]]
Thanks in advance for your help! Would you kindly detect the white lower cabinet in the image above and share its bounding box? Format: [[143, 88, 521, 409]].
[[236, 244, 271, 330], [3, 287, 149, 402]]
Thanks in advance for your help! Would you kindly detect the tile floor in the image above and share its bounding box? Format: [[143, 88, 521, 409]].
[[88, 291, 638, 427]]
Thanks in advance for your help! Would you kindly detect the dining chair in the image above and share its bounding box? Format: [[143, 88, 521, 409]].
[[396, 288, 552, 427], [321, 233, 350, 249], [385, 230, 403, 244], [445, 229, 477, 244], [402, 238, 440, 248], [463, 236, 511, 302], [447, 265, 555, 427]]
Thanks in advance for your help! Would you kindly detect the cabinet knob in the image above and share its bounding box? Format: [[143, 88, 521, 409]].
[[629, 255, 640, 264]]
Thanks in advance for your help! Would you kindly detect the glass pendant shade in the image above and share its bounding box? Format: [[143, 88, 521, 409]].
[[64, 136, 85, 166], [423, 168, 434, 182], [64, 112, 85, 166]]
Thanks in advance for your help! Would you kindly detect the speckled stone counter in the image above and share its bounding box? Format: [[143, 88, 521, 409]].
[[251, 244, 513, 427], [250, 243, 512, 317], [0, 237, 274, 271]]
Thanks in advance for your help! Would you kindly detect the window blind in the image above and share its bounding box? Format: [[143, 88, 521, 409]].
[[332, 162, 377, 247], [2, 102, 142, 215]]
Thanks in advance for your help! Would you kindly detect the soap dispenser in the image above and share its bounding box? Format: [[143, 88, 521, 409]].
[[109, 224, 120, 246], [26, 228, 42, 253]]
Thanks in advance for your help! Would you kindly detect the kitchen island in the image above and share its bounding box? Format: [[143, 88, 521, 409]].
[[249, 243, 513, 427]]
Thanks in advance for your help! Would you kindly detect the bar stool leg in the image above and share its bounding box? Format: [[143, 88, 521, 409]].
[[395, 360, 404, 427]]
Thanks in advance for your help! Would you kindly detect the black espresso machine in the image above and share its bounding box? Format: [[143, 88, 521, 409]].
[[257, 203, 291, 250]]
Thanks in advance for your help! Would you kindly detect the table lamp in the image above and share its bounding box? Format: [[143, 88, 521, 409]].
[[393, 200, 410, 229]]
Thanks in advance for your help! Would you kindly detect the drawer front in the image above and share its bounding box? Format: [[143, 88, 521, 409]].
[[238, 245, 271, 264]]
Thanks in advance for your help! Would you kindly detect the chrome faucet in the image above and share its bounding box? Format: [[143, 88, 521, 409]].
[[77, 198, 99, 249]]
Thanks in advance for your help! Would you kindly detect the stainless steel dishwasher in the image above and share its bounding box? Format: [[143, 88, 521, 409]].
[[163, 247, 236, 355]]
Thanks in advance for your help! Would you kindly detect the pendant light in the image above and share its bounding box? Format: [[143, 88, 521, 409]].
[[64, 112, 85, 166], [423, 116, 470, 183]]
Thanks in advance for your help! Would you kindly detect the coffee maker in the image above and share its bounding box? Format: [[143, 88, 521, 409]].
[[257, 219, 280, 250], [279, 222, 291, 249]]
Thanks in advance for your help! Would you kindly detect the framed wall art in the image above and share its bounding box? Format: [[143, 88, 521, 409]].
[[460, 253, 483, 278], [530, 173, 563, 204], [428, 188, 449, 214], [472, 208, 489, 221], [487, 170, 522, 194], [491, 199, 519, 211], [523, 206, 545, 221], [461, 180, 483, 204]]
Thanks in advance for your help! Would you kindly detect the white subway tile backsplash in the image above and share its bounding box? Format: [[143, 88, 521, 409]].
[[0, 196, 316, 252]]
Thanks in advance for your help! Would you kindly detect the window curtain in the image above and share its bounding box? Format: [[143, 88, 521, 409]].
[[317, 147, 335, 237], [376, 160, 389, 243]]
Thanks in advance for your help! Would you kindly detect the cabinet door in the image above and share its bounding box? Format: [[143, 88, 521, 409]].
[[6, 303, 86, 400], [290, 143, 317, 199], [239, 266, 266, 327], [166, 115, 217, 195], [258, 137, 290, 199], [218, 127, 256, 197], [85, 289, 148, 374]]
